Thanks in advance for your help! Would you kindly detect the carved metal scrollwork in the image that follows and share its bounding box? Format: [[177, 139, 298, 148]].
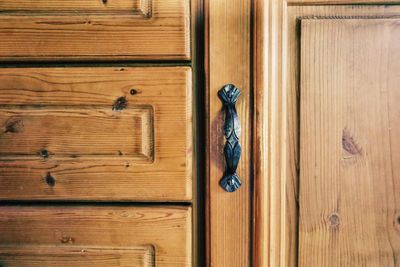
[[218, 84, 242, 192]]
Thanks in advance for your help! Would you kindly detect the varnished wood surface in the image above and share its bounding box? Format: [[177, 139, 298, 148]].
[[254, 2, 400, 266], [253, 0, 268, 266], [250, 0, 400, 266], [0, 246, 153, 267], [299, 18, 400, 266], [286, 5, 400, 266], [0, 107, 153, 159], [0, 0, 150, 15], [0, 0, 190, 61], [0, 206, 192, 266], [288, 0, 400, 4], [206, 0, 251, 266], [0, 67, 192, 201]]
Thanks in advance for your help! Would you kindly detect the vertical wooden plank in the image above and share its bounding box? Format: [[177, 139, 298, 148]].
[[299, 19, 400, 266], [253, 0, 268, 266], [206, 0, 251, 266]]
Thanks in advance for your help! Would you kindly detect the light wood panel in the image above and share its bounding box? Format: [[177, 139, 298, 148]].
[[0, 0, 151, 15], [0, 67, 192, 201], [0, 107, 153, 159], [299, 18, 400, 266], [0, 0, 190, 60], [206, 0, 251, 266], [0, 246, 153, 267], [288, 0, 400, 4], [0, 206, 191, 266], [253, 0, 268, 266], [254, 2, 400, 266]]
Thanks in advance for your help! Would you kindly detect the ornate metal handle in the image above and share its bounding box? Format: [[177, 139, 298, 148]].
[[218, 84, 242, 192]]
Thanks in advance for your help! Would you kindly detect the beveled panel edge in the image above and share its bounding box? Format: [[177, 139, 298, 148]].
[[0, 0, 152, 18], [0, 105, 155, 162], [0, 245, 155, 267]]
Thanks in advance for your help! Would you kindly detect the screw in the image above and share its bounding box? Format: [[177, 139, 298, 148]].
[[39, 149, 49, 158]]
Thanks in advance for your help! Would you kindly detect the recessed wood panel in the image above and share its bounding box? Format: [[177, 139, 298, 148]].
[[299, 18, 400, 266], [0, 206, 191, 266], [0, 0, 190, 60], [0, 67, 192, 201], [0, 246, 154, 267]]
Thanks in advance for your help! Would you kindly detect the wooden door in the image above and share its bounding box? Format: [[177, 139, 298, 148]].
[[253, 1, 400, 266]]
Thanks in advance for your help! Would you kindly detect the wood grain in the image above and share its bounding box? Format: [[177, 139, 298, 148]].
[[0, 107, 153, 159], [253, 2, 400, 266], [0, 0, 150, 15], [0, 246, 154, 267], [0, 67, 192, 201], [288, 0, 400, 4], [252, 0, 270, 266], [0, 0, 190, 60], [254, 3, 400, 266], [299, 18, 400, 266], [206, 0, 251, 266], [0, 206, 191, 266]]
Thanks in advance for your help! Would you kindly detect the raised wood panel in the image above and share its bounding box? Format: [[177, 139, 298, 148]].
[[0, 107, 153, 160], [0, 0, 190, 60], [0, 0, 151, 16], [0, 67, 192, 201], [206, 0, 251, 266], [0, 246, 154, 267], [299, 18, 400, 266], [0, 206, 191, 266]]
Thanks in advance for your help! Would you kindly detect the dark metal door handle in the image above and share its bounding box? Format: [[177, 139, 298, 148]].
[[218, 84, 242, 192]]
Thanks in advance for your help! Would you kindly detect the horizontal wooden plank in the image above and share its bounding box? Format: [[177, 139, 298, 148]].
[[0, 67, 192, 201], [0, 107, 153, 160], [0, 206, 191, 266], [0, 0, 190, 60], [0, 246, 153, 267]]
